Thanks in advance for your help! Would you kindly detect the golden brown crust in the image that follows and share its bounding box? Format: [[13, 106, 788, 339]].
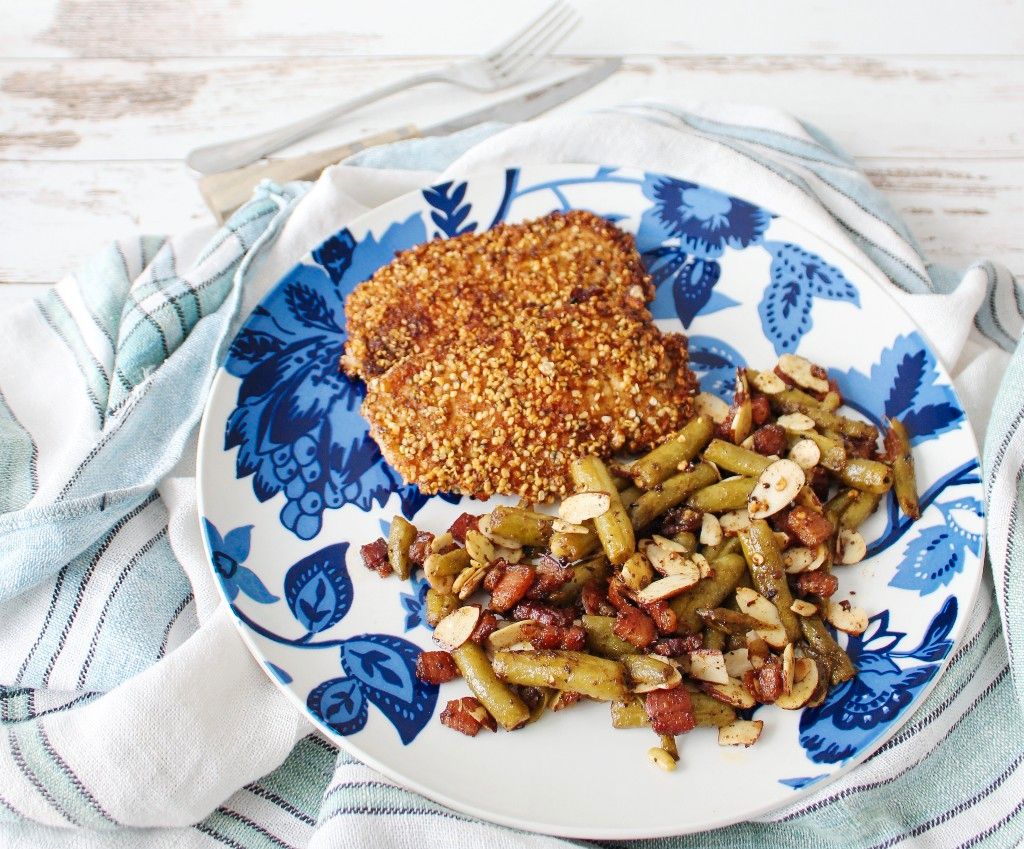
[[341, 210, 653, 379], [361, 300, 696, 501]]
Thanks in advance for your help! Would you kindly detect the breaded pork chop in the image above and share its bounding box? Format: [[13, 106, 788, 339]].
[[361, 300, 696, 501], [341, 210, 652, 379]]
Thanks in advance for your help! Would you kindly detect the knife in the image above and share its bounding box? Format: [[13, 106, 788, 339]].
[[197, 58, 621, 222]]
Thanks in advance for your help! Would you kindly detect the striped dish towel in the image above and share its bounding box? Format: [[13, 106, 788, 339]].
[[0, 104, 1021, 849]]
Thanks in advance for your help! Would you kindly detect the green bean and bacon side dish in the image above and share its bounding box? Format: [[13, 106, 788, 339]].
[[358, 353, 921, 772]]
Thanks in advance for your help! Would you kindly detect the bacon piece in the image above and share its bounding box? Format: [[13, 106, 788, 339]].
[[526, 556, 574, 600], [560, 624, 587, 651], [360, 538, 391, 578], [408, 531, 435, 566], [752, 424, 787, 457], [580, 579, 615, 616], [642, 600, 678, 635], [845, 436, 877, 459], [750, 394, 771, 426], [551, 691, 582, 711], [523, 623, 564, 650], [415, 651, 460, 684], [489, 563, 536, 612], [440, 697, 496, 736], [606, 577, 636, 613], [447, 513, 480, 545], [644, 687, 696, 735], [796, 570, 839, 599], [807, 465, 831, 502], [469, 610, 500, 644], [661, 506, 703, 536], [651, 635, 701, 657], [784, 505, 834, 548], [483, 560, 506, 592], [744, 660, 784, 704], [613, 606, 657, 649], [512, 601, 575, 628]]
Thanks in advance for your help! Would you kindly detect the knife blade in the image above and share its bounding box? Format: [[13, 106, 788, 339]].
[[198, 59, 621, 222]]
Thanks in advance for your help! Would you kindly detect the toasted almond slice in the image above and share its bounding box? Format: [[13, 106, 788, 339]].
[[781, 643, 795, 695], [718, 719, 764, 747], [745, 631, 770, 668], [692, 552, 712, 579], [625, 655, 682, 693], [836, 528, 867, 565], [700, 513, 723, 547], [773, 530, 792, 551], [724, 648, 754, 678], [827, 600, 869, 635], [777, 412, 816, 432], [730, 370, 752, 444], [636, 571, 699, 602], [740, 434, 756, 450], [652, 534, 690, 554], [642, 541, 696, 577], [464, 530, 495, 567], [701, 677, 757, 710], [430, 531, 454, 553], [783, 546, 818, 574], [696, 391, 729, 424], [620, 552, 655, 592], [492, 543, 524, 563], [751, 369, 786, 394], [647, 746, 677, 771], [551, 518, 590, 535], [789, 438, 821, 470], [559, 491, 611, 524], [432, 606, 481, 651], [777, 354, 829, 394], [689, 649, 730, 684], [790, 599, 819, 617], [775, 657, 819, 709], [748, 459, 806, 519], [487, 620, 537, 650], [735, 587, 788, 648], [719, 509, 751, 535]]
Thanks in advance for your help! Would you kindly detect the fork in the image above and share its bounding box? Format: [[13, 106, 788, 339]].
[[185, 1, 579, 175]]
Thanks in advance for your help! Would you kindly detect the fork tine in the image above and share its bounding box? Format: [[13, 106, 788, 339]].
[[483, 1, 566, 63], [490, 5, 579, 81]]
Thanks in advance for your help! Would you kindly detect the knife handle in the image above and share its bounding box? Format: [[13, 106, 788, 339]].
[[197, 124, 421, 223]]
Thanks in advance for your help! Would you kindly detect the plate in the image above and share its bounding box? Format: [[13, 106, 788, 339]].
[[196, 164, 985, 838]]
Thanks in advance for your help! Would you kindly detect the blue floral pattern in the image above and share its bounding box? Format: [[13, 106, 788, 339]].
[[203, 520, 278, 604], [400, 574, 431, 632], [687, 335, 746, 401], [422, 181, 477, 238], [892, 496, 984, 595]]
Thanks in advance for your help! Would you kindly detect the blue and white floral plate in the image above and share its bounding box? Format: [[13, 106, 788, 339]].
[[197, 165, 985, 838]]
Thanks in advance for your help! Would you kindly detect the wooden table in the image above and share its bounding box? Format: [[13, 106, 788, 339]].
[[2, 0, 1022, 290]]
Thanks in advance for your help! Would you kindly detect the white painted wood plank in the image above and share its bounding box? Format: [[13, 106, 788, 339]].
[[2, 56, 1023, 161], [2, 158, 1019, 285], [5, 0, 1023, 59]]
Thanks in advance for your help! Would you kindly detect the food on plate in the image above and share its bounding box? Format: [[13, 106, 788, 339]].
[[345, 210, 697, 500], [360, 352, 922, 771], [341, 210, 652, 379]]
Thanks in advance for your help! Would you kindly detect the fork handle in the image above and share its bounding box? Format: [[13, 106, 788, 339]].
[[186, 71, 439, 175]]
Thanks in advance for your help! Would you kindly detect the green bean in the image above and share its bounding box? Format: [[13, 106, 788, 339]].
[[824, 488, 861, 530], [659, 733, 680, 762], [688, 477, 758, 512], [836, 457, 894, 494], [424, 547, 470, 578], [627, 462, 718, 531], [702, 439, 773, 477], [452, 643, 530, 731], [840, 491, 882, 531], [738, 520, 802, 642], [886, 418, 921, 519], [387, 515, 416, 580], [570, 455, 635, 565], [696, 607, 766, 636], [424, 589, 459, 627], [772, 389, 878, 441], [670, 552, 746, 633], [630, 415, 715, 490], [703, 628, 726, 651], [582, 615, 640, 659], [622, 655, 679, 691], [480, 506, 552, 547], [671, 531, 698, 555], [820, 390, 842, 412], [800, 616, 857, 685], [787, 429, 847, 472], [549, 524, 599, 562], [611, 697, 649, 728], [691, 691, 737, 728], [547, 554, 609, 605], [491, 649, 628, 701], [702, 535, 742, 563]]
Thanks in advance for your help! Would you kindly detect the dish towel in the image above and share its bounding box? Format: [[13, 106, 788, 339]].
[[0, 104, 1021, 849]]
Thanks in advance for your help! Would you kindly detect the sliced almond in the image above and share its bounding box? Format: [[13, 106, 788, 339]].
[[718, 719, 764, 747], [430, 531, 454, 553], [748, 458, 806, 519], [463, 530, 495, 567], [719, 509, 752, 535], [783, 546, 820, 574], [620, 552, 655, 592], [636, 571, 699, 602], [730, 370, 752, 444], [642, 541, 697, 578], [777, 354, 829, 394], [740, 433, 756, 450], [781, 643, 795, 695], [692, 552, 712, 579], [487, 620, 537, 650], [493, 543, 524, 564], [836, 528, 867, 565], [776, 412, 816, 432], [551, 518, 589, 535], [746, 631, 770, 668], [688, 649, 730, 684], [559, 491, 611, 524], [751, 369, 786, 394], [432, 606, 481, 651], [789, 438, 821, 470], [695, 391, 729, 424], [452, 563, 486, 599], [827, 600, 869, 635], [735, 587, 788, 648], [652, 534, 690, 554], [702, 678, 757, 709], [724, 648, 754, 678], [790, 599, 819, 617], [775, 657, 819, 709], [625, 655, 682, 693], [700, 513, 723, 547], [773, 530, 792, 551]]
